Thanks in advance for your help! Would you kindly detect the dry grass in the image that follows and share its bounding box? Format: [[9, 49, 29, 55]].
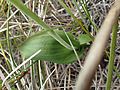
[[0, 0, 120, 90]]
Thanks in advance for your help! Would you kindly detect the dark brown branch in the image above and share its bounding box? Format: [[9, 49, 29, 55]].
[[75, 0, 120, 90]]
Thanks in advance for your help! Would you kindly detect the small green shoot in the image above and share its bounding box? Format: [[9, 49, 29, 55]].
[[78, 34, 93, 45]]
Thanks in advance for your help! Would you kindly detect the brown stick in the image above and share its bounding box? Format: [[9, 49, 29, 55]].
[[75, 0, 120, 90]]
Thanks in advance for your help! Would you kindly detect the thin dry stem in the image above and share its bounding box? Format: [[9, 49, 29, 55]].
[[75, 0, 120, 90]]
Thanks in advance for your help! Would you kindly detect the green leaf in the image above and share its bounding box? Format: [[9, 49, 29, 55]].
[[48, 30, 74, 50], [78, 34, 93, 45], [8, 0, 76, 51], [20, 30, 84, 64]]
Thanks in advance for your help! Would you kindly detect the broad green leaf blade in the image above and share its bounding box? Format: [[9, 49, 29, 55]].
[[8, 0, 75, 50], [78, 34, 93, 45], [20, 30, 84, 64], [8, 0, 50, 30]]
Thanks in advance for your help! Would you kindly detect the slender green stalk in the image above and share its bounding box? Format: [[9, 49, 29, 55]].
[[72, 0, 84, 20], [0, 42, 11, 70], [8, 0, 50, 30], [79, 0, 98, 32], [2, 50, 41, 86], [8, 0, 75, 50], [63, 29, 80, 61], [72, 0, 88, 31], [6, 1, 16, 68], [106, 21, 118, 90], [58, 0, 94, 40], [48, 31, 74, 50]]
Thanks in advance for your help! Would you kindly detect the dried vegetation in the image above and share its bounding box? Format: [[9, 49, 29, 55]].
[[0, 0, 120, 90]]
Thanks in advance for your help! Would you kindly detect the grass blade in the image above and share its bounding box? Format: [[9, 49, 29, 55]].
[[58, 0, 94, 40], [8, 0, 50, 30], [2, 50, 41, 86], [8, 0, 74, 52], [106, 21, 118, 90]]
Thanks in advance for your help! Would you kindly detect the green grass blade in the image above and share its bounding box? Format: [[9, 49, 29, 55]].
[[48, 31, 73, 50], [0, 42, 11, 70], [2, 50, 41, 86], [79, 0, 98, 32], [8, 0, 74, 51], [106, 21, 118, 90], [72, 0, 88, 28], [58, 0, 94, 40], [8, 0, 50, 30], [6, 2, 16, 68]]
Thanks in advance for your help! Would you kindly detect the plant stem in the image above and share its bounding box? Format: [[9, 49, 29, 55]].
[[79, 0, 98, 32], [106, 21, 118, 90], [6, 1, 16, 69], [9, 0, 76, 51], [75, 0, 120, 89], [58, 0, 94, 40], [9, 0, 50, 30]]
